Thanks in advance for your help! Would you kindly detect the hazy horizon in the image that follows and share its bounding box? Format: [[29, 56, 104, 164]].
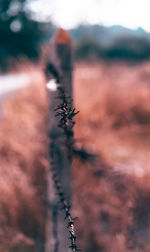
[[28, 0, 150, 32]]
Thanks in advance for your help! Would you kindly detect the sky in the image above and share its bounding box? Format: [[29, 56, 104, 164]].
[[29, 0, 150, 32]]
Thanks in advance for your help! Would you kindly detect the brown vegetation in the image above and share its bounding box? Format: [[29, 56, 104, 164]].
[[0, 68, 48, 251], [73, 62, 150, 251], [0, 61, 150, 251]]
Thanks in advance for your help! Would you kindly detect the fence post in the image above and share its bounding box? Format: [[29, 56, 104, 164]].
[[45, 29, 73, 252]]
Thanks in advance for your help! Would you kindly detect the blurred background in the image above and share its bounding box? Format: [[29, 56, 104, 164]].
[[0, 0, 150, 251]]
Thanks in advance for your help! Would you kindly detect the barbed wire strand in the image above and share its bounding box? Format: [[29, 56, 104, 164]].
[[50, 154, 81, 252], [55, 86, 79, 159], [49, 84, 80, 252]]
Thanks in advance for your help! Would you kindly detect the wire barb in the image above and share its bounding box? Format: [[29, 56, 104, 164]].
[[55, 87, 79, 159]]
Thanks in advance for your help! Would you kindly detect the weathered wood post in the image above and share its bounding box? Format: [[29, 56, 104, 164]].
[[45, 29, 73, 252]]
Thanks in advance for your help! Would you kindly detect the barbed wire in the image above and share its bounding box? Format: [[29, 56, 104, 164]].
[[52, 85, 80, 251], [46, 60, 81, 251], [50, 151, 81, 252], [55, 86, 79, 159], [48, 86, 80, 251]]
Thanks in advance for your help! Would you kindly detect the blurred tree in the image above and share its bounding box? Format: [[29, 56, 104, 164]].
[[75, 38, 104, 61], [0, 0, 55, 69], [106, 36, 150, 61], [74, 35, 150, 63]]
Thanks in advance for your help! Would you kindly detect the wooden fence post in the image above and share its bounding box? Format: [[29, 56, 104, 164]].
[[45, 29, 73, 252]]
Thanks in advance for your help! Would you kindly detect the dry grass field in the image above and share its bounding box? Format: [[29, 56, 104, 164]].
[[0, 61, 150, 251], [73, 62, 150, 251], [74, 62, 150, 172], [0, 67, 48, 251]]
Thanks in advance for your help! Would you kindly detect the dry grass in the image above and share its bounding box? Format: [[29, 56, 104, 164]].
[[73, 62, 150, 251], [1, 61, 150, 251], [0, 67, 48, 251]]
